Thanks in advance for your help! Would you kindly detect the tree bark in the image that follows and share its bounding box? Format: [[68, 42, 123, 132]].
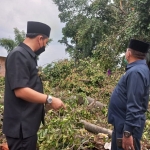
[[80, 120, 112, 138], [87, 97, 106, 109]]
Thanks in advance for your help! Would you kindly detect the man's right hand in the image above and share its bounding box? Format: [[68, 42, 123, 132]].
[[122, 135, 135, 150], [50, 97, 66, 110]]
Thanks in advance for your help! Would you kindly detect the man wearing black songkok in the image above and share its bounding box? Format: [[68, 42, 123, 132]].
[[3, 21, 65, 150], [108, 39, 150, 150]]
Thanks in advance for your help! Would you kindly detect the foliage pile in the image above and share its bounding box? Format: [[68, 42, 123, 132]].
[[0, 77, 5, 144], [0, 59, 150, 149], [38, 98, 108, 150], [42, 58, 123, 100], [0, 77, 4, 101], [38, 58, 121, 149], [38, 59, 150, 149]]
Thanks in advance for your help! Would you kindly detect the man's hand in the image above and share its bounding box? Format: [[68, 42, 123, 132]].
[[49, 97, 66, 110], [122, 135, 135, 150]]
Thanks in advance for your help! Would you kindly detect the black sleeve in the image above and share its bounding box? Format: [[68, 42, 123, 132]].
[[6, 51, 30, 90]]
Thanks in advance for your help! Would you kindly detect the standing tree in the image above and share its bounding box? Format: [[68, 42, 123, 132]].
[[0, 28, 25, 54], [0, 28, 52, 54], [53, 0, 116, 60], [53, 0, 150, 70]]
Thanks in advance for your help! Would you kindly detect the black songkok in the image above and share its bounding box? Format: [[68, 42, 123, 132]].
[[27, 21, 51, 37], [128, 39, 149, 53]]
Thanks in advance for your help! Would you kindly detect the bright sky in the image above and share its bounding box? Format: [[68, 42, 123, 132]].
[[0, 0, 69, 67]]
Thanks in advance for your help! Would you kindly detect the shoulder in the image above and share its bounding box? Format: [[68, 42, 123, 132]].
[[9, 46, 28, 56], [125, 64, 150, 85], [7, 46, 30, 61], [6, 46, 31, 68], [127, 64, 149, 75]]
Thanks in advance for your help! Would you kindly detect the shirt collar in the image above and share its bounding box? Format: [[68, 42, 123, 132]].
[[126, 60, 147, 71], [19, 42, 36, 58]]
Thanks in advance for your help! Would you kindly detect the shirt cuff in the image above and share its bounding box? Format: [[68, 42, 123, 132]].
[[124, 124, 134, 133], [10, 79, 29, 90]]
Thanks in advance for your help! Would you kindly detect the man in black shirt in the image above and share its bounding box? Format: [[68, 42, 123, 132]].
[[3, 21, 65, 150]]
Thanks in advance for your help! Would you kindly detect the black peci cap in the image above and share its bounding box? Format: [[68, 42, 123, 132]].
[[128, 39, 149, 53], [27, 21, 51, 37]]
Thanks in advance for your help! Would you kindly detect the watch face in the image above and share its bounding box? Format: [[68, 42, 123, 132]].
[[124, 132, 131, 138], [48, 96, 52, 103]]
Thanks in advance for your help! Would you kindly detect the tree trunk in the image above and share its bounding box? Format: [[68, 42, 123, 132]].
[[87, 97, 106, 109], [80, 120, 112, 138]]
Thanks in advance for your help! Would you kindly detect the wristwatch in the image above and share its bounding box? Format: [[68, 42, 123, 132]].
[[46, 95, 53, 104], [124, 131, 131, 138]]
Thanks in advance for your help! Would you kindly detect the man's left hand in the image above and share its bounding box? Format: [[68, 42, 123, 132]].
[[122, 135, 135, 150]]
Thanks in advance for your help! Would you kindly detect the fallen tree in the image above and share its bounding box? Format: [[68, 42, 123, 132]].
[[77, 96, 106, 109], [80, 120, 112, 138], [87, 97, 106, 109]]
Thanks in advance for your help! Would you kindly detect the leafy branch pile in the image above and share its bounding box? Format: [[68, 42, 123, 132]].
[[38, 59, 150, 149], [38, 100, 106, 150], [0, 77, 5, 144], [42, 58, 123, 102], [0, 59, 150, 149]]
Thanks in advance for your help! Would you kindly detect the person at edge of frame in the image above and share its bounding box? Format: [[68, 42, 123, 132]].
[[3, 21, 65, 150], [108, 39, 150, 150]]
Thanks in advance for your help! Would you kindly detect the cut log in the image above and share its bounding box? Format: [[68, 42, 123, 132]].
[[75, 96, 106, 109], [80, 120, 112, 138], [87, 97, 106, 109]]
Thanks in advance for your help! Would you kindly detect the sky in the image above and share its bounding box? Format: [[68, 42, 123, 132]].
[[0, 0, 69, 67]]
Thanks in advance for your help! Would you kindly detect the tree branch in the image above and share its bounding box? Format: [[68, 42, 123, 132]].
[[80, 120, 112, 138]]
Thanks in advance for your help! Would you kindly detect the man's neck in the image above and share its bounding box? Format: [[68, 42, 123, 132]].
[[23, 38, 36, 52], [128, 58, 141, 64]]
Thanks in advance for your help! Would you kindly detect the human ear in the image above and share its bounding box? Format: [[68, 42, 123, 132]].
[[37, 35, 43, 41], [128, 50, 132, 57], [125, 50, 129, 60]]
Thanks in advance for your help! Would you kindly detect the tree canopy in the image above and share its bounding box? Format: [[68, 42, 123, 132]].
[[0, 28, 25, 54], [53, 0, 150, 69], [0, 28, 52, 54]]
